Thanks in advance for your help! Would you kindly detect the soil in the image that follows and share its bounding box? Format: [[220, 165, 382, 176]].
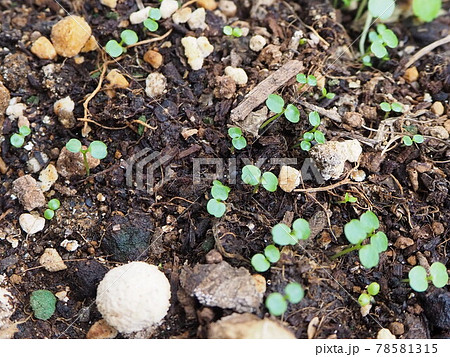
[[0, 0, 449, 339]]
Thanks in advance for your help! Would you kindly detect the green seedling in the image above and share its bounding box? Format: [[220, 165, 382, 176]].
[[30, 289, 57, 320], [402, 134, 424, 146], [299, 111, 326, 151], [412, 0, 441, 22], [251, 245, 280, 272], [143, 8, 162, 32], [65, 139, 108, 176], [406, 262, 448, 292], [331, 211, 388, 269], [206, 180, 230, 218], [380, 101, 403, 118], [296, 73, 317, 88], [338, 192, 358, 204], [10, 126, 31, 148], [241, 165, 278, 192], [320, 87, 336, 100], [271, 218, 310, 246], [358, 282, 380, 307], [105, 29, 139, 58], [359, 0, 397, 64], [223, 26, 243, 37], [228, 127, 247, 150], [44, 198, 61, 220], [260, 94, 300, 129], [266, 282, 304, 316]]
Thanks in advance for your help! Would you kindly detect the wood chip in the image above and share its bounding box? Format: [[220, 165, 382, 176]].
[[307, 316, 320, 339]]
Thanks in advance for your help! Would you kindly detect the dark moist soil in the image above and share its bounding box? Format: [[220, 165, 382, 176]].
[[0, 0, 449, 339]]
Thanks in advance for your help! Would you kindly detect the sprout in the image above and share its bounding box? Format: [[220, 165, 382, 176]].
[[299, 111, 326, 151], [408, 262, 449, 292], [271, 218, 310, 246], [402, 134, 424, 146], [241, 165, 278, 192], [260, 94, 300, 129], [65, 139, 108, 176], [266, 282, 305, 316], [105, 29, 139, 58], [207, 180, 230, 218], [358, 282, 380, 307], [251, 245, 280, 272], [228, 127, 247, 151], [44, 198, 61, 220], [223, 26, 243, 37], [338, 192, 358, 204], [10, 126, 31, 148]]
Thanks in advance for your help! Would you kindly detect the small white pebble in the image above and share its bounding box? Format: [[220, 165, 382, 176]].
[[187, 8, 207, 30], [172, 7, 192, 24], [160, 0, 179, 19], [224, 66, 248, 85], [130, 7, 152, 24], [249, 35, 266, 52], [61, 239, 79, 252], [145, 72, 167, 98], [181, 36, 214, 70]]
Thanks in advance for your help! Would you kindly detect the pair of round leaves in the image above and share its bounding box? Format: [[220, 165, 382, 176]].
[[265, 282, 304, 316], [228, 127, 247, 150], [358, 282, 381, 307], [409, 262, 449, 292], [296, 73, 317, 86], [144, 8, 162, 32], [30, 290, 57, 320], [10, 126, 31, 148], [344, 211, 380, 244], [66, 139, 108, 160], [241, 165, 278, 192], [271, 218, 310, 246], [207, 180, 231, 218], [223, 26, 243, 37], [44, 198, 61, 220], [265, 94, 300, 123], [403, 135, 424, 146], [380, 102, 403, 113], [251, 245, 280, 272], [105, 29, 139, 58], [370, 27, 398, 58]]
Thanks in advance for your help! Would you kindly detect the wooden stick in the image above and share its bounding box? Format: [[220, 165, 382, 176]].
[[404, 34, 450, 69]]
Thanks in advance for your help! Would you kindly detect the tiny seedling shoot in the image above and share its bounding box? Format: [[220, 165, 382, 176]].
[[266, 282, 304, 316], [228, 127, 247, 150], [206, 180, 231, 218], [251, 245, 280, 272], [299, 111, 326, 151], [358, 282, 380, 307], [406, 262, 448, 292], [380, 101, 403, 118], [10, 126, 31, 148], [241, 165, 278, 192], [271, 218, 310, 246], [362, 24, 398, 65], [296, 73, 317, 88], [320, 87, 336, 100], [223, 26, 243, 37], [44, 198, 61, 220], [65, 139, 108, 176], [143, 8, 162, 32], [402, 134, 424, 146], [260, 94, 300, 130], [331, 211, 388, 269], [338, 192, 358, 204], [105, 29, 139, 58]]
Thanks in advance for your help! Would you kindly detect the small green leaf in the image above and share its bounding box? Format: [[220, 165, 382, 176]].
[[266, 94, 285, 114], [359, 244, 379, 269], [368, 0, 395, 20], [120, 29, 138, 45], [380, 29, 398, 48], [19, 126, 31, 136], [358, 293, 371, 307], [412, 134, 424, 144], [307, 75, 317, 86], [300, 140, 311, 151], [105, 40, 123, 58], [376, 24, 387, 34], [10, 133, 25, 148], [44, 209, 55, 220], [265, 293, 288, 316], [232, 27, 243, 37], [368, 30, 380, 43], [292, 218, 310, 241], [228, 127, 243, 139], [380, 102, 391, 112], [322, 88, 327, 96], [264, 245, 280, 263], [412, 0, 441, 22], [223, 26, 233, 36], [408, 265, 428, 292], [284, 282, 304, 304], [261, 172, 278, 192], [30, 290, 57, 320], [284, 104, 300, 123], [207, 199, 226, 218], [66, 138, 82, 153], [402, 136, 413, 146], [370, 232, 388, 253], [241, 165, 261, 186], [296, 73, 307, 84], [360, 210, 379, 234], [367, 282, 380, 296], [251, 253, 270, 272], [47, 199, 61, 211], [272, 223, 296, 246], [308, 111, 321, 126], [149, 8, 161, 20], [211, 180, 230, 201], [314, 131, 326, 144], [344, 219, 366, 244], [429, 262, 448, 288], [143, 18, 159, 32], [232, 136, 247, 150], [89, 141, 108, 159], [362, 55, 372, 66], [391, 102, 403, 113], [325, 92, 336, 99], [371, 40, 388, 58], [303, 132, 314, 141]]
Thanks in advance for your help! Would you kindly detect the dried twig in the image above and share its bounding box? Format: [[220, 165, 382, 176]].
[[404, 34, 450, 69]]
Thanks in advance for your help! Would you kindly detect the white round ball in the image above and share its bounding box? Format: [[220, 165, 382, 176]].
[[96, 262, 171, 333]]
